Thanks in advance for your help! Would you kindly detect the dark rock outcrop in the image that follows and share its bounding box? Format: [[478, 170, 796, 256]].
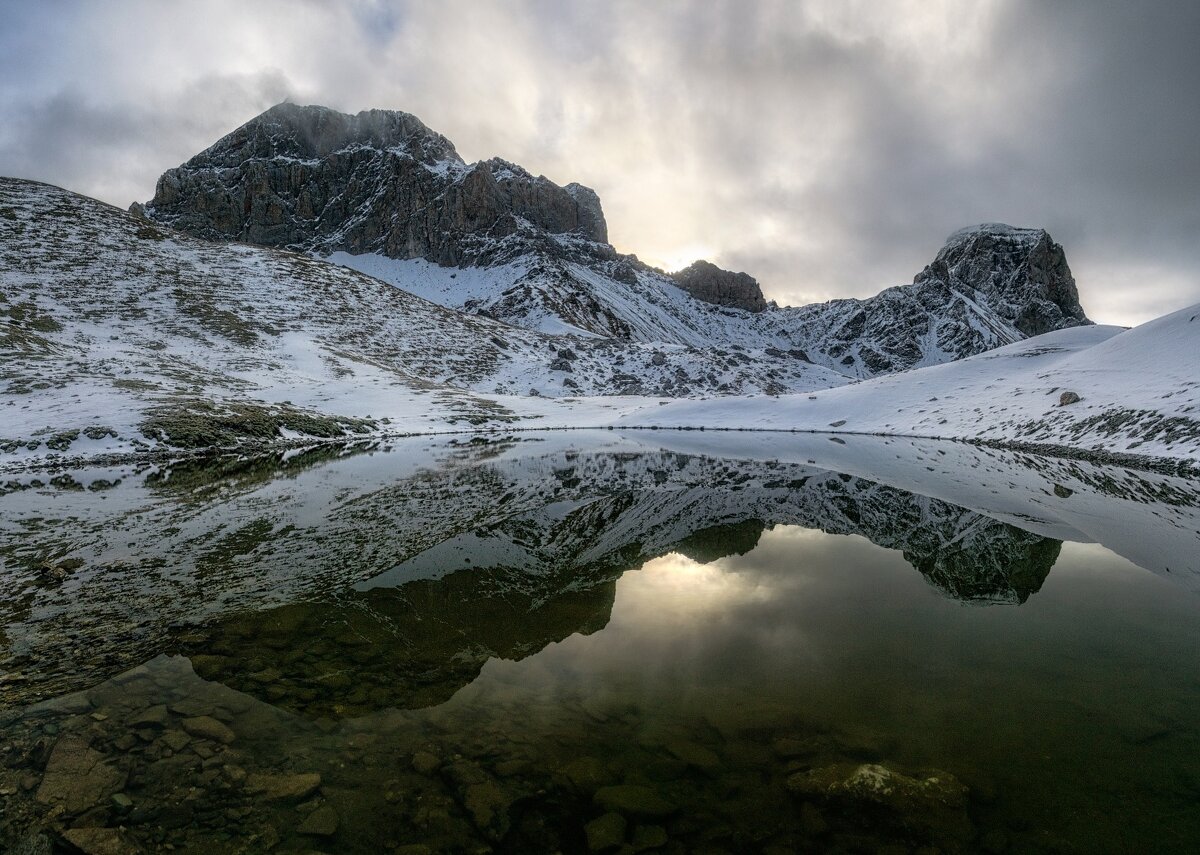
[[777, 223, 1091, 378], [913, 224, 1089, 336], [143, 103, 608, 265], [671, 259, 768, 312]]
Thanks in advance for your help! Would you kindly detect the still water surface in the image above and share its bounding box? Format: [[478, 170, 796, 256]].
[[0, 434, 1197, 853]]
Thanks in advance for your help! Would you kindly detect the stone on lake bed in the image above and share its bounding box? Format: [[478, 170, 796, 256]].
[[127, 704, 169, 728], [181, 715, 235, 744], [167, 698, 215, 717], [35, 736, 126, 814], [61, 827, 136, 855], [664, 740, 721, 771], [787, 762, 972, 842], [561, 756, 612, 794], [160, 730, 191, 752], [631, 824, 669, 851], [585, 811, 627, 852], [245, 771, 323, 801], [297, 803, 340, 836], [593, 784, 677, 818], [411, 750, 440, 775]]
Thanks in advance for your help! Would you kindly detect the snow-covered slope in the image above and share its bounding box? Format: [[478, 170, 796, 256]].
[[620, 307, 1200, 463], [0, 178, 845, 463], [143, 103, 1092, 379]]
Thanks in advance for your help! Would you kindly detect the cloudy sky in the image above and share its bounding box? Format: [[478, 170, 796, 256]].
[[2, 0, 1197, 325]]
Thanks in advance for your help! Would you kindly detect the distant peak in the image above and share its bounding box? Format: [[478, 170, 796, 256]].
[[671, 260, 767, 313], [916, 222, 1089, 336]]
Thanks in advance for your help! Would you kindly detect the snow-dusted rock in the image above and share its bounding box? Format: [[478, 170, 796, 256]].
[[914, 223, 1088, 336], [144, 103, 607, 266]]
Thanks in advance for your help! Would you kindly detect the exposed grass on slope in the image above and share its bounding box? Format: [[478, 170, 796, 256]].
[[141, 400, 375, 450]]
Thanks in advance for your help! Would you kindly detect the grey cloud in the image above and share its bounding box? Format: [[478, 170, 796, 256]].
[[0, 71, 294, 204], [0, 0, 1196, 325]]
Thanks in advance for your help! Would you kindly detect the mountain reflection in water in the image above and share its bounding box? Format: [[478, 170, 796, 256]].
[[1, 432, 1198, 853]]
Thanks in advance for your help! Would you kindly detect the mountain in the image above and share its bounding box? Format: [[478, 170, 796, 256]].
[[141, 103, 1090, 378]]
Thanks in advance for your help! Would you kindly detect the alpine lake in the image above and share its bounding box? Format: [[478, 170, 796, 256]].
[[1, 431, 1197, 854]]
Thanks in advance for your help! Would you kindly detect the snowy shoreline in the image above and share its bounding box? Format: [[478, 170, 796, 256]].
[[5, 425, 1196, 480]]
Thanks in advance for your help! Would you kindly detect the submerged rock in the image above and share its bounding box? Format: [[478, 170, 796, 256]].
[[585, 811, 627, 852], [245, 771, 322, 801], [35, 736, 125, 814], [297, 803, 340, 836], [593, 784, 677, 819], [60, 827, 136, 855], [787, 762, 973, 844], [180, 715, 235, 744]]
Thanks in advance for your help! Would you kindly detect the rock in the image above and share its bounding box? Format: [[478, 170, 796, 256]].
[[160, 730, 191, 752], [630, 824, 669, 851], [143, 103, 608, 267], [593, 784, 677, 819], [664, 740, 722, 772], [771, 736, 824, 759], [1059, 390, 1081, 406], [61, 827, 136, 855], [297, 803, 340, 836], [110, 792, 133, 812], [36, 736, 126, 814], [562, 756, 611, 795], [585, 811, 627, 852], [671, 260, 768, 313], [127, 705, 169, 728], [462, 780, 515, 840], [411, 751, 440, 775], [787, 763, 972, 843], [245, 771, 322, 801], [167, 699, 214, 717], [11, 831, 53, 855], [180, 715, 235, 744]]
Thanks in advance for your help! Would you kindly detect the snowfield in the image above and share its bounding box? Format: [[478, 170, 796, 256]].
[[617, 307, 1200, 464]]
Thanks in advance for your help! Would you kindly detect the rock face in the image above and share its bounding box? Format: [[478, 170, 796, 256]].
[[144, 103, 608, 265], [671, 259, 768, 312], [773, 223, 1091, 377], [913, 223, 1089, 336]]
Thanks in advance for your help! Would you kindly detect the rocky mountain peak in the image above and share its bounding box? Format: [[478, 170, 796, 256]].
[[913, 223, 1089, 336], [143, 103, 607, 265], [671, 259, 768, 313], [190, 102, 462, 169]]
